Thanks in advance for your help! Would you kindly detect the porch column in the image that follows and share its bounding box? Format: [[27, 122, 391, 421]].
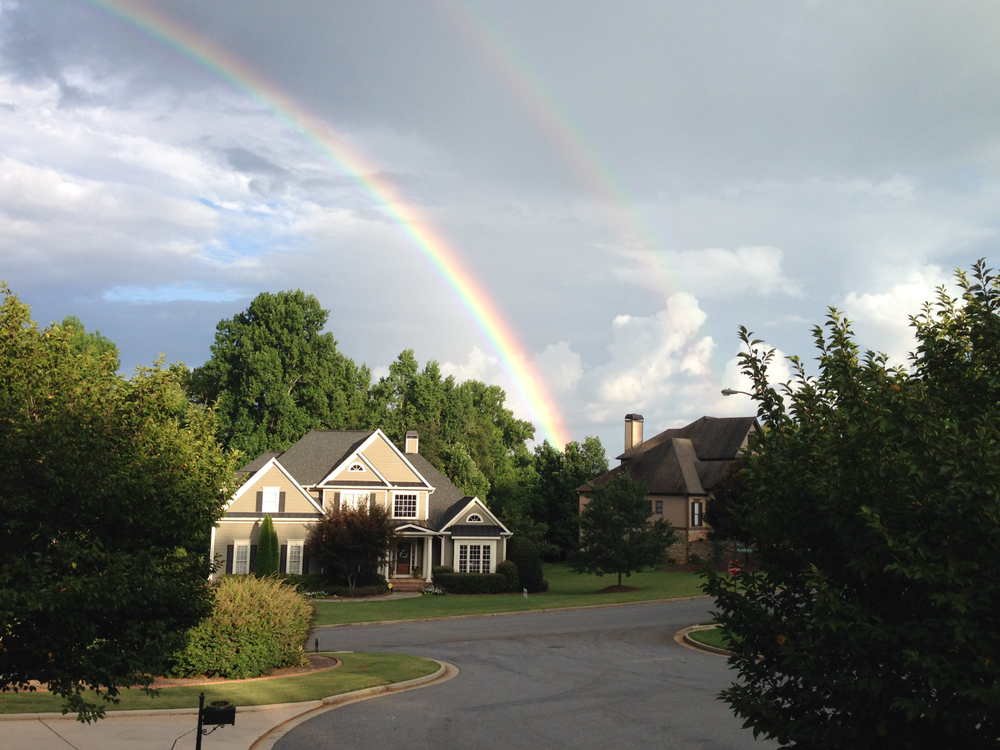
[[423, 536, 433, 582]]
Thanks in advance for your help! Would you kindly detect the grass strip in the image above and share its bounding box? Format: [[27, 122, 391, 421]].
[[687, 627, 735, 651], [0, 653, 438, 715], [315, 565, 707, 626]]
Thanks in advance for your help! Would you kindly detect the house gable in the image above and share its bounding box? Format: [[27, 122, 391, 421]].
[[227, 458, 322, 515], [440, 497, 511, 536], [319, 430, 430, 489]]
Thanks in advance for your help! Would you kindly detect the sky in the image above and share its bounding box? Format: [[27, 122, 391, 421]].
[[2, 0, 999, 455]]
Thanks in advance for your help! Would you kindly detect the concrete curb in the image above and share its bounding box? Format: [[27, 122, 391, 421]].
[[248, 660, 459, 750], [316, 594, 713, 630], [674, 624, 732, 657]]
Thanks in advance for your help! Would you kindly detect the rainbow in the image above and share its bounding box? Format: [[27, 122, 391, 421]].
[[81, 0, 570, 448], [438, 0, 677, 301]]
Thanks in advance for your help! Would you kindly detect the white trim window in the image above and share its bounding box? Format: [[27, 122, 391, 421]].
[[467, 514, 483, 523], [393, 493, 417, 519], [348, 462, 365, 472], [287, 540, 304, 575], [691, 501, 703, 527], [234, 540, 251, 575], [341, 492, 369, 511], [262, 487, 280, 513], [457, 543, 492, 573]]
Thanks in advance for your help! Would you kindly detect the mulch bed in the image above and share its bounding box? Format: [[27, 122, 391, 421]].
[[595, 585, 640, 594], [150, 654, 340, 688]]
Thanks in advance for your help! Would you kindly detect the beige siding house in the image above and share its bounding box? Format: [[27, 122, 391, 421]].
[[211, 429, 511, 589], [579, 414, 757, 559]]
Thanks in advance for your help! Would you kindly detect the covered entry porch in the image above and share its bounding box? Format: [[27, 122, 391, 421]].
[[384, 526, 438, 589]]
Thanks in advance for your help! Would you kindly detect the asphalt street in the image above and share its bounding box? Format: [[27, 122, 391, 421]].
[[280, 600, 780, 749]]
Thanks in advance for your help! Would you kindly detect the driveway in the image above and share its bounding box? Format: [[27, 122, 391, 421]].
[[280, 599, 779, 749]]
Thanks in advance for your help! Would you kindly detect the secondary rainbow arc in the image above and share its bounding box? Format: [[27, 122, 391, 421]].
[[83, 0, 570, 448]]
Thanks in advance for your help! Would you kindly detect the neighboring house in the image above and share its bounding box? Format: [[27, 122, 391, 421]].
[[578, 413, 757, 558], [211, 429, 511, 589]]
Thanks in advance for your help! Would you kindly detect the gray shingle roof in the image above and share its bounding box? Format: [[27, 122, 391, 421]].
[[405, 454, 472, 529], [617, 416, 757, 461]]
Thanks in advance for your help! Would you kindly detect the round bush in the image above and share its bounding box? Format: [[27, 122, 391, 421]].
[[496, 559, 520, 592], [506, 537, 545, 593], [170, 575, 314, 679]]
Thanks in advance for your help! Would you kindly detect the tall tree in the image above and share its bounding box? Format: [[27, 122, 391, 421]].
[[255, 515, 279, 576], [191, 290, 370, 456], [706, 262, 1000, 748], [0, 285, 237, 722], [571, 470, 675, 587], [532, 437, 609, 559]]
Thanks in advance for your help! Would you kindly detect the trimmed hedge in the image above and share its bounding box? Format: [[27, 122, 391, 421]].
[[496, 560, 520, 593], [506, 537, 546, 593], [170, 575, 314, 679], [435, 572, 508, 595]]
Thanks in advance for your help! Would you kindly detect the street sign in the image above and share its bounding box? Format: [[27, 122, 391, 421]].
[[728, 560, 743, 576], [736, 547, 755, 554]]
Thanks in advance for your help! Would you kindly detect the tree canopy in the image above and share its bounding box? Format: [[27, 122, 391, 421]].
[[570, 470, 675, 586], [191, 290, 370, 457], [0, 285, 237, 721], [706, 261, 1000, 748], [306, 504, 397, 588]]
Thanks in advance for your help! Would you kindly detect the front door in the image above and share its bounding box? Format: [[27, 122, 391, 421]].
[[395, 542, 411, 575]]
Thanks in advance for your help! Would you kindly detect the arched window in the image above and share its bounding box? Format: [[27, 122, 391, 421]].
[[467, 514, 483, 523], [348, 462, 365, 472]]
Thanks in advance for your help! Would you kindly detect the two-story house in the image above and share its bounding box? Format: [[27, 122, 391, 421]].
[[211, 429, 511, 589]]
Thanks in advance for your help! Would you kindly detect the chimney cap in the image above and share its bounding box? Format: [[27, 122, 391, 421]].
[[625, 413, 644, 421], [405, 430, 418, 438]]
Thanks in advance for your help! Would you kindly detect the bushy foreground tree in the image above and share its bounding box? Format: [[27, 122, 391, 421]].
[[706, 261, 1000, 748], [571, 471, 675, 587], [307, 504, 396, 588], [0, 286, 237, 721]]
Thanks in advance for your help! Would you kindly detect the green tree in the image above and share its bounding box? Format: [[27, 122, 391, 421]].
[[570, 470, 675, 587], [255, 515, 279, 576], [306, 504, 397, 588], [0, 285, 237, 722], [59, 315, 118, 367], [532, 437, 609, 559], [704, 458, 750, 559], [705, 261, 1000, 748], [191, 290, 370, 456]]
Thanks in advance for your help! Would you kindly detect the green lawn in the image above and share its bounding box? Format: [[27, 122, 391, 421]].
[[314, 564, 706, 627], [0, 652, 438, 715], [687, 626, 735, 651]]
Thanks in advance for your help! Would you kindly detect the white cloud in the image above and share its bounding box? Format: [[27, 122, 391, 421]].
[[440, 346, 499, 382], [532, 341, 582, 394]]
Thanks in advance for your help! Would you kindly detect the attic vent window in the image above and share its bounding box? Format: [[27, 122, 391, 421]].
[[348, 463, 365, 472], [467, 514, 483, 523]]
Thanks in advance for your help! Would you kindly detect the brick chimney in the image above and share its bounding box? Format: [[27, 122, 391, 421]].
[[624, 414, 644, 452], [405, 430, 419, 454]]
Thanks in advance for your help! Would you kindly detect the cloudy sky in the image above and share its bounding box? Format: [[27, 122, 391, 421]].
[[2, 0, 998, 452]]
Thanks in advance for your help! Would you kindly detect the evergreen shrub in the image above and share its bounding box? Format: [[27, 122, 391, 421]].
[[255, 515, 279, 576], [506, 537, 546, 593], [435, 572, 508, 594], [432, 565, 453, 578], [170, 575, 314, 679], [496, 560, 520, 592]]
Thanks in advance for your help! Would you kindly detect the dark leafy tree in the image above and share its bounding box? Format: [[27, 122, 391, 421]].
[[191, 290, 370, 456], [0, 285, 237, 722], [571, 471, 675, 587], [505, 537, 546, 593], [704, 458, 750, 555], [306, 505, 397, 589], [705, 261, 1000, 748], [255, 515, 279, 576], [532, 437, 609, 559]]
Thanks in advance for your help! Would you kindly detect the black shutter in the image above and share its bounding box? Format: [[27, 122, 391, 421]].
[[369, 492, 376, 511], [333, 492, 340, 512], [249, 544, 257, 573], [279, 492, 286, 513], [280, 544, 287, 574], [302, 545, 310, 575], [225, 545, 234, 574], [255, 491, 263, 513]]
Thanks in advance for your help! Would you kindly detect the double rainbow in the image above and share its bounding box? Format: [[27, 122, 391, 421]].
[[83, 0, 570, 448]]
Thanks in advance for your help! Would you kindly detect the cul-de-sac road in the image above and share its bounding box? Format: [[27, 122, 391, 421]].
[[279, 600, 780, 749]]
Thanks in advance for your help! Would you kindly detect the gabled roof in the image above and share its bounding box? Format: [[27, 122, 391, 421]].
[[587, 437, 706, 496], [406, 454, 473, 528], [617, 416, 757, 462], [277, 430, 374, 486], [227, 455, 323, 513]]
